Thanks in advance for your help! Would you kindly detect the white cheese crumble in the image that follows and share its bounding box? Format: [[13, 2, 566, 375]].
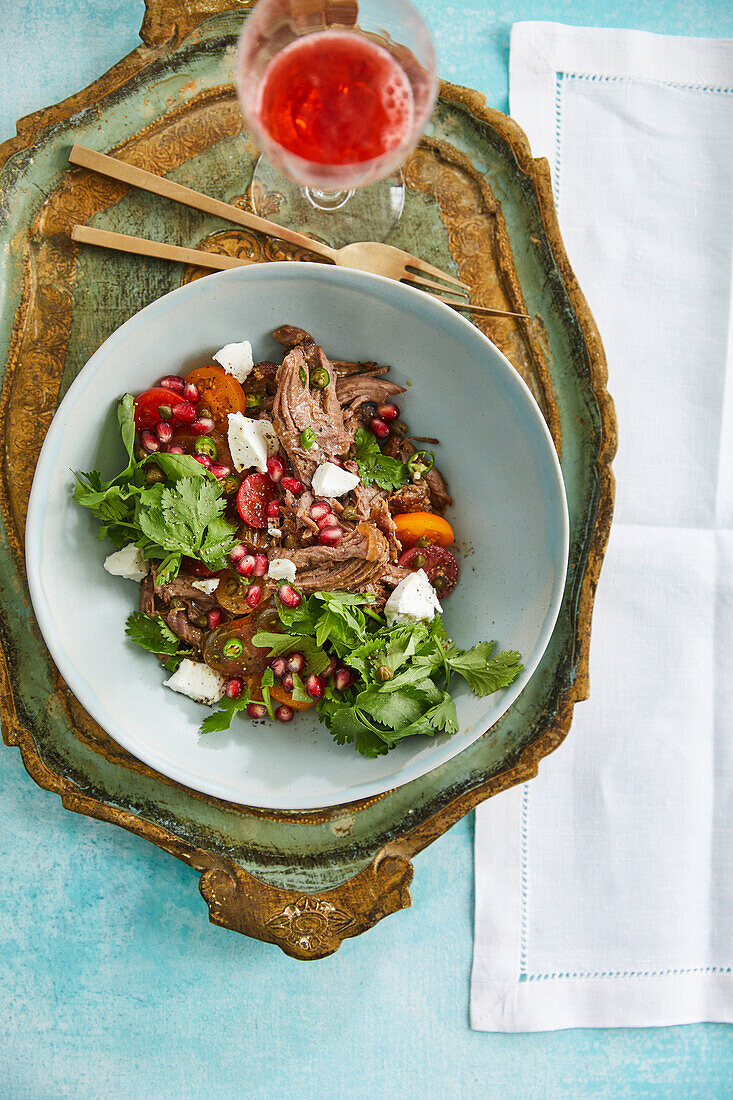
[[311, 462, 360, 499], [384, 568, 443, 627], [103, 543, 148, 582], [191, 578, 220, 594], [267, 558, 297, 583], [163, 659, 226, 706], [212, 340, 254, 384], [227, 412, 279, 473]]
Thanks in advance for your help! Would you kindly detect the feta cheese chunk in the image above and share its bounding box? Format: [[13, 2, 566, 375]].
[[384, 568, 443, 627], [191, 578, 220, 595], [164, 659, 226, 706], [103, 542, 148, 582], [267, 558, 297, 583], [212, 340, 254, 384], [227, 412, 279, 473], [311, 462, 360, 499]]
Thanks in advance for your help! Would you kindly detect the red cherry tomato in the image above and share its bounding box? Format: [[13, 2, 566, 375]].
[[134, 387, 177, 432], [236, 473, 279, 529], [398, 543, 459, 597]]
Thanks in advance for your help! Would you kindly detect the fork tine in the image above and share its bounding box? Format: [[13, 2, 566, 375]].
[[402, 257, 469, 291], [403, 273, 469, 297]]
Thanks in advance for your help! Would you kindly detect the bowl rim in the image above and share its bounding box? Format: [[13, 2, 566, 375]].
[[25, 261, 569, 809]]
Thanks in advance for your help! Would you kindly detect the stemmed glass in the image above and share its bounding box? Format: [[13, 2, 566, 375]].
[[236, 0, 438, 247]]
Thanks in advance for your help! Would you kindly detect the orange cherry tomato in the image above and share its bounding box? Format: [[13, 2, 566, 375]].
[[393, 512, 455, 549], [248, 675, 316, 711], [185, 364, 248, 429]]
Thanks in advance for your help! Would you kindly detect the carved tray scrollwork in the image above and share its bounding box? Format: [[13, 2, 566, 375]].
[[0, 0, 615, 959]]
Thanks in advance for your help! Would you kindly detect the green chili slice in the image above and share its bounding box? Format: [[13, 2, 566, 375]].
[[299, 366, 308, 386], [309, 366, 330, 390], [245, 393, 263, 407], [300, 428, 316, 451], [407, 450, 435, 478], [223, 638, 244, 658], [195, 437, 218, 459]]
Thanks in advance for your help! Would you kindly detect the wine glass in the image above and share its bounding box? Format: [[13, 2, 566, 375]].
[[236, 0, 438, 247]]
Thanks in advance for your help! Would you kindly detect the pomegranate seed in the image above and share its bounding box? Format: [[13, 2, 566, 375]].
[[210, 463, 231, 480], [182, 381, 201, 404], [171, 401, 197, 424], [247, 702, 268, 720], [229, 544, 246, 563], [266, 455, 286, 483], [322, 657, 337, 679], [265, 500, 281, 519], [281, 476, 302, 495], [155, 421, 172, 444], [281, 671, 294, 693], [305, 674, 324, 700], [166, 444, 184, 455], [225, 677, 243, 699], [279, 585, 301, 611], [253, 553, 268, 577], [245, 584, 262, 608], [207, 609, 223, 629], [309, 500, 331, 522], [377, 402, 400, 422], [270, 656, 288, 678], [157, 404, 173, 421], [159, 375, 185, 393], [191, 416, 215, 436], [287, 651, 306, 674], [140, 430, 159, 453], [334, 667, 355, 691], [236, 554, 256, 577], [370, 417, 390, 441], [278, 584, 301, 609], [318, 525, 343, 547], [193, 454, 212, 470], [316, 511, 335, 531], [275, 704, 294, 723]]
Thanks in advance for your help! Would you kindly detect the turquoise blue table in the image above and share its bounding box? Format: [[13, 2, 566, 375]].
[[2, 2, 732, 1096]]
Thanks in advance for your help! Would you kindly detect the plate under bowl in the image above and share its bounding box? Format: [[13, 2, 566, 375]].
[[25, 263, 568, 810]]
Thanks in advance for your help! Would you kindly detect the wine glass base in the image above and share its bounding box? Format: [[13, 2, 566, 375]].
[[250, 156, 405, 248]]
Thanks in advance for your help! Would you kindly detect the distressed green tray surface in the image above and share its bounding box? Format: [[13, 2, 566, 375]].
[[0, 1, 614, 957]]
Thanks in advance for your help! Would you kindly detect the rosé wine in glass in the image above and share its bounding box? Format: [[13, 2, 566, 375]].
[[236, 0, 437, 244]]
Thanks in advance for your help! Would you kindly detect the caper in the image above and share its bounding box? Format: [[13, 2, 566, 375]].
[[433, 576, 446, 591], [225, 578, 239, 596], [145, 465, 166, 485], [341, 505, 357, 522], [376, 665, 394, 682], [198, 405, 212, 418], [392, 420, 408, 438], [134, 443, 146, 462], [415, 537, 430, 548], [412, 553, 426, 569]]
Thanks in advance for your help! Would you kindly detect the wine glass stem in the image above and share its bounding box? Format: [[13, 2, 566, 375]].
[[305, 187, 355, 212]]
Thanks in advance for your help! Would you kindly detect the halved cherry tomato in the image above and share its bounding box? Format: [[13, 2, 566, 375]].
[[134, 387, 178, 432], [398, 544, 459, 597], [237, 472, 279, 529], [185, 364, 248, 429], [248, 674, 316, 712], [393, 512, 455, 548]]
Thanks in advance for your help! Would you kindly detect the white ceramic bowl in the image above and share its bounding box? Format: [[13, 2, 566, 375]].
[[26, 263, 568, 810]]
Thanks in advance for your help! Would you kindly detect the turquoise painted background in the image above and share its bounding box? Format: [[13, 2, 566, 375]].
[[2, 1, 733, 1096]]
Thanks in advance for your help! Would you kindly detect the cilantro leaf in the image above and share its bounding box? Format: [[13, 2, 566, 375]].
[[354, 685, 434, 730], [290, 672, 309, 704], [447, 643, 523, 695], [200, 691, 252, 735], [125, 611, 187, 656], [353, 428, 409, 491]]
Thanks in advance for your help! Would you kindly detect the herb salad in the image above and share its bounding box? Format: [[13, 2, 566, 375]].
[[75, 326, 522, 756]]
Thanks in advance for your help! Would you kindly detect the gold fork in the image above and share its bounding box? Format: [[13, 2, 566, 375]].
[[68, 144, 468, 298], [69, 225, 530, 320]]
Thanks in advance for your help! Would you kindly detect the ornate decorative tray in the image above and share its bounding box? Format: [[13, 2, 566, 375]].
[[0, 0, 615, 958]]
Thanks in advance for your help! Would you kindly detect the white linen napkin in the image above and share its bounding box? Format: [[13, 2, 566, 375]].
[[471, 23, 733, 1032]]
